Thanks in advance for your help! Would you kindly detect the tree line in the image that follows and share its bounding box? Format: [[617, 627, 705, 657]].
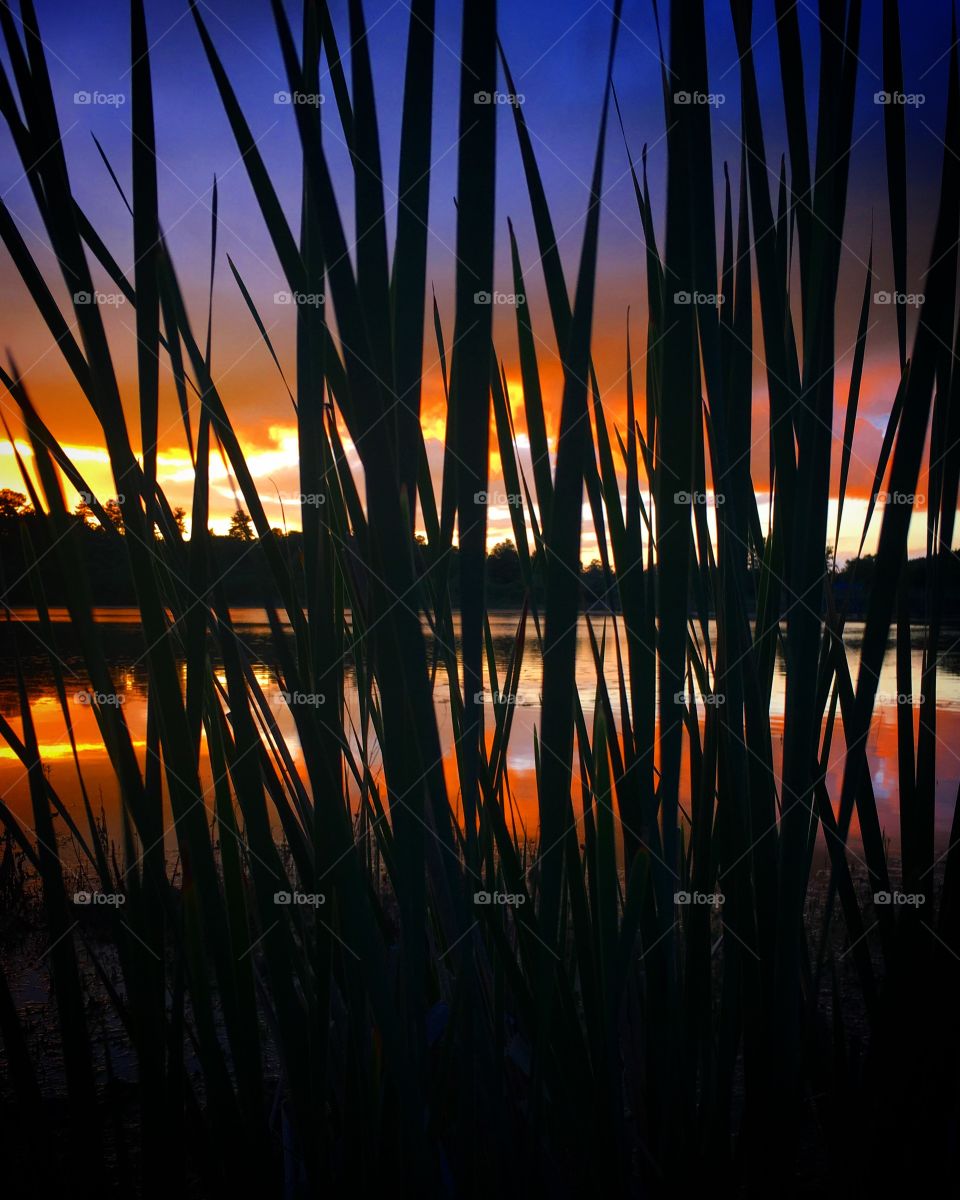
[[1, 488, 956, 617]]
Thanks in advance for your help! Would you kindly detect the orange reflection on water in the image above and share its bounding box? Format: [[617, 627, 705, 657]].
[[1, 611, 958, 861]]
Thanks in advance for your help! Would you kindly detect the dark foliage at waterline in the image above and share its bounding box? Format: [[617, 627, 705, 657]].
[[0, 0, 959, 1196], [3, 496, 957, 615], [0, 499, 632, 609]]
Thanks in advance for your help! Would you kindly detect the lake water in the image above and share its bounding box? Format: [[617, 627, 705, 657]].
[[1, 609, 959, 856]]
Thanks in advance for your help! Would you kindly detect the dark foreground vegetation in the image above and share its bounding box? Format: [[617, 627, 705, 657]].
[[1, 1, 959, 1197]]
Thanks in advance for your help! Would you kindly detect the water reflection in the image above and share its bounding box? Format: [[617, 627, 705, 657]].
[[2, 609, 958, 854]]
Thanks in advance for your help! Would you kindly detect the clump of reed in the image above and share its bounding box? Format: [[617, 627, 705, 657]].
[[0, 0, 958, 1194]]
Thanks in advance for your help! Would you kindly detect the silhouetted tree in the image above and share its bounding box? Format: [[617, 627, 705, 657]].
[[103, 498, 124, 532], [487, 539, 521, 588], [0, 488, 31, 521], [581, 558, 609, 608], [227, 507, 254, 541], [74, 499, 95, 528]]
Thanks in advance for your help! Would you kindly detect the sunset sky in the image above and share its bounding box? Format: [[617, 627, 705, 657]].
[[0, 0, 954, 559]]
